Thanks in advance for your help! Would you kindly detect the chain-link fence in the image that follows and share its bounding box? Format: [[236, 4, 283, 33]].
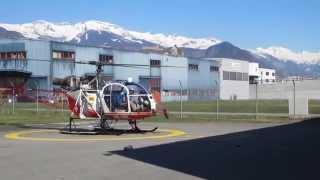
[[0, 87, 69, 125], [1, 79, 320, 125], [161, 79, 320, 122]]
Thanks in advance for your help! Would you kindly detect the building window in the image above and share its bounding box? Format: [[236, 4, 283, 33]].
[[230, 72, 237, 80], [0, 51, 26, 60], [210, 66, 219, 72], [52, 51, 75, 60], [272, 72, 275, 76], [150, 59, 161, 67], [223, 71, 248, 81], [236, 72, 242, 81], [266, 72, 269, 76], [99, 55, 113, 64], [188, 64, 199, 71], [223, 71, 229, 80], [242, 73, 249, 81]]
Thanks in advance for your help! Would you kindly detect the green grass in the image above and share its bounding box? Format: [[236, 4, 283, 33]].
[[147, 113, 290, 123], [0, 100, 295, 126], [0, 110, 69, 125], [0, 102, 69, 125], [164, 100, 289, 113], [309, 100, 320, 114]]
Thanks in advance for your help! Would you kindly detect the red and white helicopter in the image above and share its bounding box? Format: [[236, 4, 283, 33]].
[[64, 61, 169, 133]]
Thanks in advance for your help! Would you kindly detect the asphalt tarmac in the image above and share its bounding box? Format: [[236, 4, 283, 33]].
[[0, 120, 316, 180]]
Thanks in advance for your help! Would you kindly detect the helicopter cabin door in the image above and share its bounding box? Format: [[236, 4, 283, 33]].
[[108, 84, 129, 112]]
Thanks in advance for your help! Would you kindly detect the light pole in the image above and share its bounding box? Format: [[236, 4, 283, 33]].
[[28, 79, 39, 113], [178, 80, 183, 120]]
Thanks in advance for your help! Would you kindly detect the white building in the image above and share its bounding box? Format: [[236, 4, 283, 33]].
[[258, 68, 276, 83], [249, 62, 260, 84], [207, 58, 250, 100], [248, 63, 276, 84]]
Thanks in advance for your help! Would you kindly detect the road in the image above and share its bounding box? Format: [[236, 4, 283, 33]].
[[0, 120, 317, 180]]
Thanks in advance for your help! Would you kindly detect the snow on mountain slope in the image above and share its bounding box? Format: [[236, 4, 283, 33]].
[[0, 20, 220, 49], [253, 46, 320, 64]]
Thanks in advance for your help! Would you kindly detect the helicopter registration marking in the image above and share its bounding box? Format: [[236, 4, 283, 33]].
[[5, 129, 186, 142]]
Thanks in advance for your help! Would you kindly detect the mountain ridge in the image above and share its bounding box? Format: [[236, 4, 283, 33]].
[[0, 20, 319, 77], [0, 20, 220, 49]]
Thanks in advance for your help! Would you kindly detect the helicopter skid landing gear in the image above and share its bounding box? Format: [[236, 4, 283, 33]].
[[128, 120, 158, 133], [66, 117, 77, 132], [100, 119, 113, 131]]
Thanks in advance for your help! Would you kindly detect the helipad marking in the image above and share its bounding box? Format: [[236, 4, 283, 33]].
[[5, 129, 187, 142]]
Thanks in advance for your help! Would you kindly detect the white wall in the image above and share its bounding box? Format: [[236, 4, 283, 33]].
[[112, 51, 150, 83], [161, 55, 188, 90], [218, 58, 250, 100], [220, 81, 249, 100], [249, 63, 259, 76]]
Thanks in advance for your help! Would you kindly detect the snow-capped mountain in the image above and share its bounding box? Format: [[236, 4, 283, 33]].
[[0, 20, 220, 49], [0, 20, 320, 77], [252, 47, 320, 65], [183, 41, 320, 77]]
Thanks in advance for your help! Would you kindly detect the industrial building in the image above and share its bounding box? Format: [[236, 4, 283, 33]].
[[0, 38, 276, 101], [210, 58, 250, 100], [0, 38, 223, 101]]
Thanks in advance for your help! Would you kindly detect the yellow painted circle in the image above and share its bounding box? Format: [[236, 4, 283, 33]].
[[5, 129, 186, 142]]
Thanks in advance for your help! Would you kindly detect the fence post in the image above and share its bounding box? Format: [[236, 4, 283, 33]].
[[216, 96, 219, 121], [12, 87, 15, 114], [61, 94, 64, 112], [36, 87, 39, 113], [215, 80, 219, 120], [292, 80, 296, 120], [255, 81, 258, 120], [178, 80, 183, 120]]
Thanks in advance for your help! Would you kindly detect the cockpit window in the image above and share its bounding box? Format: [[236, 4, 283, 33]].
[[127, 84, 147, 95]]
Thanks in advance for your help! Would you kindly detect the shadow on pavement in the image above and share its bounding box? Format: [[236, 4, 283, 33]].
[[112, 119, 320, 180]]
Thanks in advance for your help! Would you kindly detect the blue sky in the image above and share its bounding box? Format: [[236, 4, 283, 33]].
[[0, 0, 318, 51]]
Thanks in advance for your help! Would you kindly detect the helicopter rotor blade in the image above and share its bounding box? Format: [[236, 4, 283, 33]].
[[21, 58, 185, 68]]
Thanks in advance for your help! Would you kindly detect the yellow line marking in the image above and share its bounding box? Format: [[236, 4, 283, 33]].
[[5, 129, 187, 142]]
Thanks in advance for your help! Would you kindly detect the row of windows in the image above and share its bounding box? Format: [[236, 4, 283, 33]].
[[0, 51, 222, 75], [52, 51, 75, 60], [223, 71, 249, 81], [150, 59, 161, 67], [52, 51, 114, 64], [210, 66, 219, 72], [189, 64, 219, 72], [189, 64, 199, 71], [0, 51, 26, 60], [99, 55, 113, 64]]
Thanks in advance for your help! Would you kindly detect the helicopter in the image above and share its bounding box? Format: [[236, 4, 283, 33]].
[[64, 61, 170, 133]]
